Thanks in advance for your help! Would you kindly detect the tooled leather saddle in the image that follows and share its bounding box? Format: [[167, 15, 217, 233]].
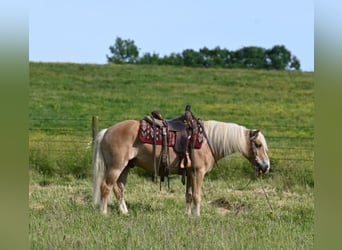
[[138, 105, 204, 187]]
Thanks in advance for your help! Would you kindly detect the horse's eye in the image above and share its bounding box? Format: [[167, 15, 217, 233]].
[[254, 143, 262, 148]]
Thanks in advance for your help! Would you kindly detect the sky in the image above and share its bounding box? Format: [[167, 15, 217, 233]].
[[29, 0, 314, 71]]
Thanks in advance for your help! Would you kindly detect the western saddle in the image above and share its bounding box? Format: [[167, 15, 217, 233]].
[[141, 105, 203, 187]]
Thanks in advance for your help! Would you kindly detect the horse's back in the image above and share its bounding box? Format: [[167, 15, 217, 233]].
[[101, 120, 140, 158], [109, 119, 138, 128]]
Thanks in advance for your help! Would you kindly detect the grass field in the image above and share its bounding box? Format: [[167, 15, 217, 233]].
[[29, 62, 314, 249]]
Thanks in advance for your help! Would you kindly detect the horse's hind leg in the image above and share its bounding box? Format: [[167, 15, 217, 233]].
[[115, 165, 131, 214], [100, 179, 113, 215], [100, 168, 122, 215]]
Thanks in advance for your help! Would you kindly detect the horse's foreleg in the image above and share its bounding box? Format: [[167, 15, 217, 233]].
[[185, 171, 193, 215], [192, 169, 204, 216]]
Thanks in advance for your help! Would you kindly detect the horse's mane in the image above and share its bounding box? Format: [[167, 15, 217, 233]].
[[203, 120, 248, 158]]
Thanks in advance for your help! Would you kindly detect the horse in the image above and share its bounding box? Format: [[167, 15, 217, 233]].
[[92, 120, 270, 216]]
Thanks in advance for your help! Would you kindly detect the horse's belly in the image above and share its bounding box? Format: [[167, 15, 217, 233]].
[[134, 144, 181, 175]]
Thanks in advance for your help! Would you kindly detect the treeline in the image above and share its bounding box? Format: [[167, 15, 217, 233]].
[[107, 37, 300, 70]]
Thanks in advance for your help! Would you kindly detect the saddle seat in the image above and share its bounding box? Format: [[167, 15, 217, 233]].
[[144, 114, 197, 154]]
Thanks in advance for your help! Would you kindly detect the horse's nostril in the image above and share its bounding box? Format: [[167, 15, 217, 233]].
[[256, 162, 270, 174], [263, 165, 270, 173]]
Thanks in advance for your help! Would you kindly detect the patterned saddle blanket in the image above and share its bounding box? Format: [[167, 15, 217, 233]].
[[138, 118, 204, 152]]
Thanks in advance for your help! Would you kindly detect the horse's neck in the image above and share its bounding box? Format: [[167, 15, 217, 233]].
[[204, 121, 247, 160], [216, 138, 246, 160]]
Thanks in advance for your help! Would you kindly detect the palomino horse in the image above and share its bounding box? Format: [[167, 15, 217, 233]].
[[92, 120, 270, 216]]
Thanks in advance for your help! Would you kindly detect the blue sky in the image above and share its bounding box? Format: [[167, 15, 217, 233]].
[[29, 0, 314, 71]]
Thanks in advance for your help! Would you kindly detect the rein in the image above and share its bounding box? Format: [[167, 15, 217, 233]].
[[198, 119, 218, 166], [205, 170, 275, 215], [257, 174, 274, 212]]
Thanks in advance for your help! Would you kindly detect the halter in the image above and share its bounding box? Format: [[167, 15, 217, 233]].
[[249, 129, 264, 174], [249, 129, 258, 157], [249, 130, 272, 209]]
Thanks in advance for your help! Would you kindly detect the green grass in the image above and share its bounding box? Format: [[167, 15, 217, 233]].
[[30, 63, 313, 125], [29, 62, 314, 249], [30, 172, 313, 249]]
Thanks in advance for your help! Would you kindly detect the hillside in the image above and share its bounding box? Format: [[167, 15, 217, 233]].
[[29, 62, 313, 186], [30, 62, 313, 127], [29, 62, 314, 249], [29, 62, 314, 187]]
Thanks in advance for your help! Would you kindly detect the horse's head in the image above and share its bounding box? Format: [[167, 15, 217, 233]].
[[246, 129, 270, 174]]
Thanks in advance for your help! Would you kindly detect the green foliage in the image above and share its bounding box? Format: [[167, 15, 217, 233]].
[[138, 52, 161, 65], [108, 37, 302, 70], [290, 55, 301, 70], [265, 45, 300, 70], [234, 46, 267, 69], [29, 132, 92, 179], [107, 37, 139, 64]]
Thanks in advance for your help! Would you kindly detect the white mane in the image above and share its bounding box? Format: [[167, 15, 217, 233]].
[[203, 120, 248, 159]]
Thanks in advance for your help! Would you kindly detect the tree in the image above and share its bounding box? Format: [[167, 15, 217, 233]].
[[289, 56, 301, 70], [265, 45, 292, 70], [138, 52, 160, 65], [265, 45, 301, 70], [211, 47, 230, 68], [182, 49, 205, 67], [199, 47, 213, 67], [234, 46, 267, 69], [160, 53, 184, 66], [107, 37, 139, 64], [106, 38, 301, 70]]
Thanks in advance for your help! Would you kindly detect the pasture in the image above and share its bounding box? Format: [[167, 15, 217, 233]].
[[29, 62, 314, 249]]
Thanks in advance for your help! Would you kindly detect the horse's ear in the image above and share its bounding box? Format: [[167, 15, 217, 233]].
[[249, 129, 260, 140]]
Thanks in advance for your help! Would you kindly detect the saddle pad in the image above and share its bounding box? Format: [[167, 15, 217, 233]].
[[138, 120, 203, 149]]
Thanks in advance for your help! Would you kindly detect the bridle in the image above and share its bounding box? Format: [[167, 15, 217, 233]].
[[249, 129, 265, 174], [249, 129, 258, 154], [249, 129, 274, 212]]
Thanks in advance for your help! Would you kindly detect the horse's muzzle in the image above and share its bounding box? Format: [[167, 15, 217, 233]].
[[255, 161, 270, 174]]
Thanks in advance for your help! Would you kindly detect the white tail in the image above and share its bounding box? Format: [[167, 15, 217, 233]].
[[92, 128, 108, 206]]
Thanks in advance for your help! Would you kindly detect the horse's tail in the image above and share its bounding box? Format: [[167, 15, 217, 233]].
[[92, 128, 108, 207]]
